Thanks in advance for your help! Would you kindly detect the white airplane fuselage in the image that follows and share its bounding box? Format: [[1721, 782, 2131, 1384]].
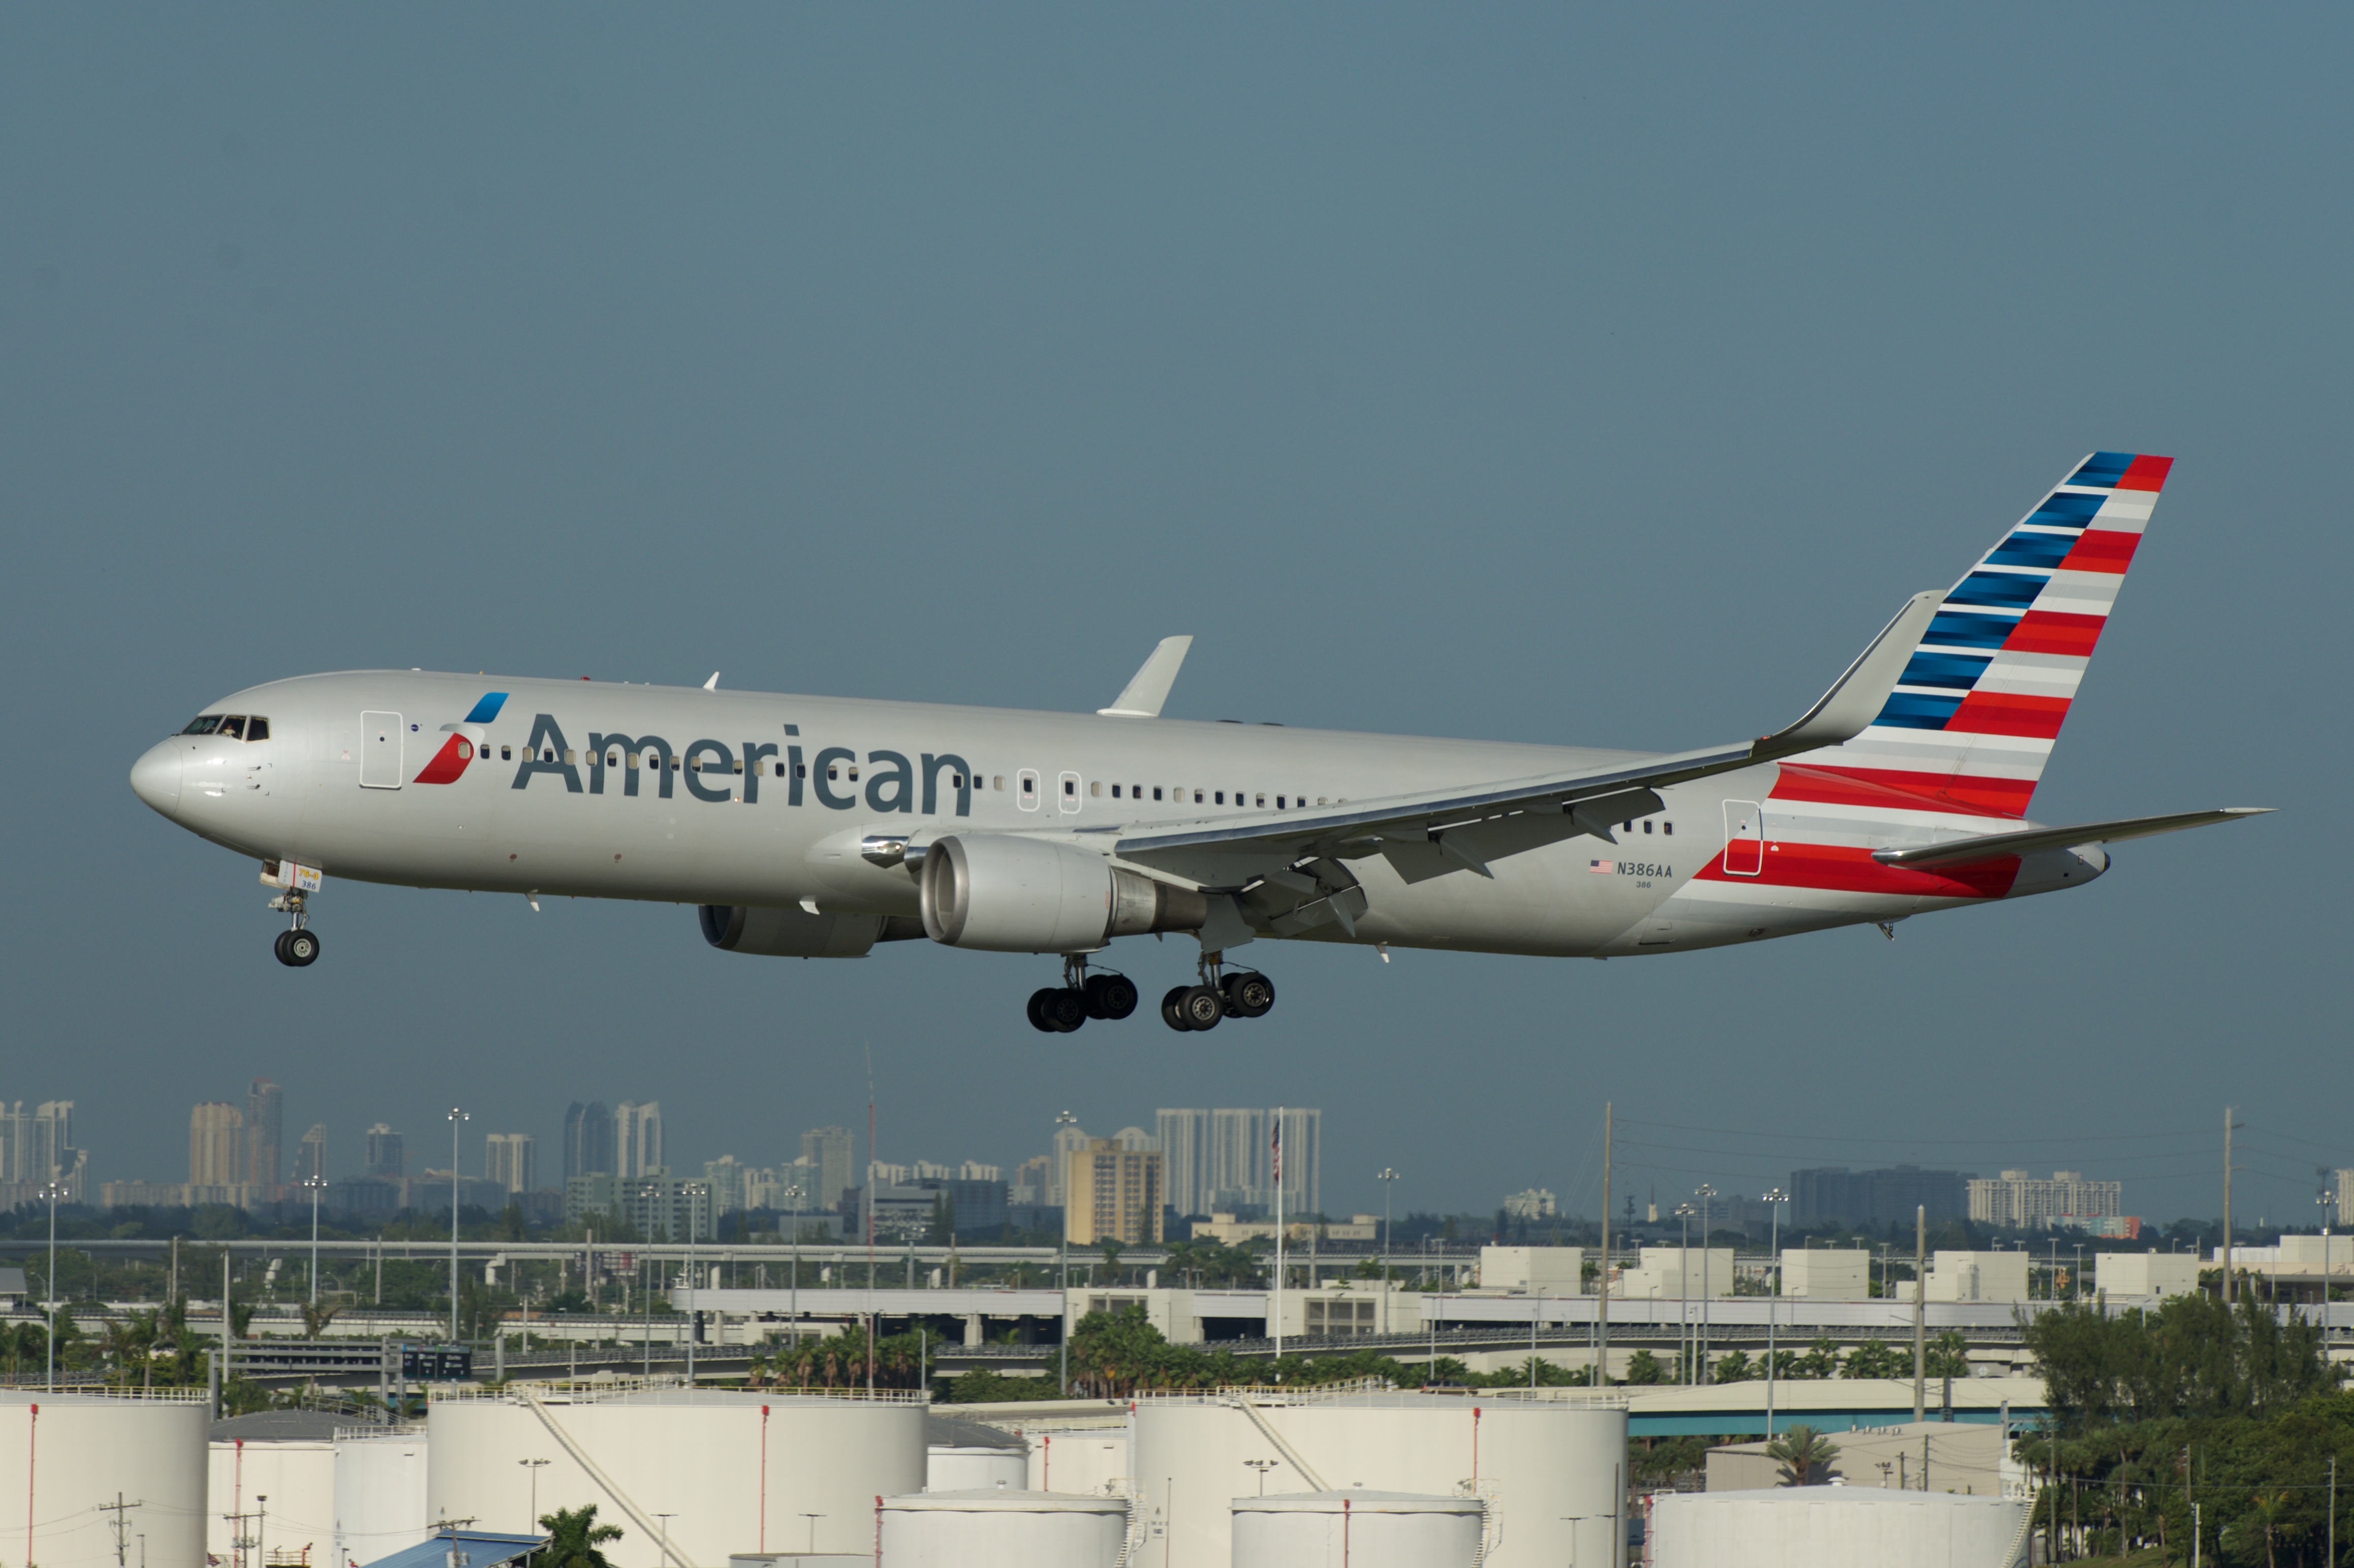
[[129, 666, 2085, 963]]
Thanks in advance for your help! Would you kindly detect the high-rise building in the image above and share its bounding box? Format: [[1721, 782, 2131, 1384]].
[[295, 1124, 328, 1182], [1792, 1165, 1972, 1229], [0, 1102, 83, 1203], [2336, 1170, 2353, 1227], [1200, 1108, 1321, 1216], [365, 1123, 405, 1179], [1156, 1109, 1209, 1216], [616, 1101, 663, 1178], [800, 1126, 854, 1209], [1065, 1140, 1164, 1246], [564, 1101, 615, 1183], [959, 1161, 1002, 1183], [190, 1103, 245, 1187], [1966, 1171, 2122, 1229], [244, 1078, 284, 1189], [1010, 1155, 1053, 1207], [485, 1133, 536, 1194]]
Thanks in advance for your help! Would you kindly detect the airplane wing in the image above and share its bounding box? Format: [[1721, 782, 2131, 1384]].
[[1099, 636, 1194, 718], [1111, 591, 1944, 902], [1869, 807, 2274, 869]]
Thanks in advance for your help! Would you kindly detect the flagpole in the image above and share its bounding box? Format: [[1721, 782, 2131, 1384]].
[[1274, 1106, 1285, 1375]]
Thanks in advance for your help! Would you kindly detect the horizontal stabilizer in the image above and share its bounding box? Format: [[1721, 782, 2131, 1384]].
[[1871, 807, 2274, 868], [1099, 636, 1193, 718]]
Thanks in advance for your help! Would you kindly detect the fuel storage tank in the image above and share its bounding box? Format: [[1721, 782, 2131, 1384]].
[[1021, 1424, 1130, 1496], [1649, 1487, 2032, 1568], [334, 1425, 431, 1564], [208, 1412, 342, 1565], [879, 1488, 1130, 1567], [925, 1413, 1028, 1492], [427, 1385, 925, 1567], [1231, 1491, 1486, 1568], [1129, 1390, 1626, 1568], [0, 1391, 209, 1568]]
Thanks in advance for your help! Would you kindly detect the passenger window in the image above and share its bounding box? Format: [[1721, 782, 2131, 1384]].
[[1317, 796, 1327, 805], [774, 762, 786, 778], [1064, 778, 1076, 797], [828, 765, 839, 781], [1215, 791, 1225, 805], [848, 766, 860, 782], [1277, 796, 1286, 809], [1111, 784, 1122, 798], [245, 717, 270, 742], [797, 763, 808, 779], [1194, 790, 1204, 804], [1090, 780, 1101, 797], [1664, 822, 1674, 836], [501, 746, 512, 761], [219, 716, 246, 741], [993, 775, 1005, 791], [1644, 820, 1653, 834], [607, 753, 619, 768], [1255, 794, 1265, 808], [182, 716, 223, 735], [1152, 787, 1163, 801]]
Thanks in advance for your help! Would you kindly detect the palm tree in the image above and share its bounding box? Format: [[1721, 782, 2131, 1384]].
[[534, 1505, 624, 1568], [1764, 1423, 1839, 1486], [2222, 1490, 2301, 1568]]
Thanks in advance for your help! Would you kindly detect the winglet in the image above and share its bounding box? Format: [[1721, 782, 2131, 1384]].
[[1752, 591, 1943, 761], [703, 672, 721, 691], [1098, 636, 1193, 717]]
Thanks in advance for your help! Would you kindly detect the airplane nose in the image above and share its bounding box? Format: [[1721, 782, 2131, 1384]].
[[130, 740, 182, 819]]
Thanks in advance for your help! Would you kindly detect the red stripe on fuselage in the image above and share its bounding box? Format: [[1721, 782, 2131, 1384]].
[[2059, 530, 2140, 574], [2114, 454, 2173, 492], [1946, 690, 2071, 739], [1691, 841, 2019, 899], [2003, 610, 2106, 656], [412, 735, 472, 785], [1771, 764, 2034, 819]]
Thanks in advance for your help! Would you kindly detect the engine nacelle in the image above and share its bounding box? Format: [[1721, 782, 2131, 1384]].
[[919, 834, 1208, 953], [699, 904, 923, 958]]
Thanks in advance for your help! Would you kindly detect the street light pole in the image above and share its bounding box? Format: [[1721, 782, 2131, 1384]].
[[305, 1177, 326, 1305], [517, 1458, 548, 1531], [1762, 1188, 1786, 1437], [788, 1179, 804, 1351], [44, 1180, 63, 1393], [447, 1108, 468, 1345], [1377, 1169, 1399, 1335], [1695, 1184, 1717, 1386], [1673, 1204, 1694, 1385]]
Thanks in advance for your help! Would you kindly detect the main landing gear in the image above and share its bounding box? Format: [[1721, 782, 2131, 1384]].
[[1159, 954, 1275, 1032], [270, 891, 320, 968], [1027, 955, 1140, 1033]]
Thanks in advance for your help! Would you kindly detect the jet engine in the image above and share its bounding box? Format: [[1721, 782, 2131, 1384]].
[[920, 834, 1208, 953], [698, 903, 923, 958]]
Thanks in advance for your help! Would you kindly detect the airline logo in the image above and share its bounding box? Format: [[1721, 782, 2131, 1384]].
[[412, 692, 508, 785]]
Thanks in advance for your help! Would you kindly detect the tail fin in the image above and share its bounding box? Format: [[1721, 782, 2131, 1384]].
[[1778, 451, 2173, 819]]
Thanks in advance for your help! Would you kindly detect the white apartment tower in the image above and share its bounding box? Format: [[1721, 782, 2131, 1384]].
[[485, 1133, 536, 1194]]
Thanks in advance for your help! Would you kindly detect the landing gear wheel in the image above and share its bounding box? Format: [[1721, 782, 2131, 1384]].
[[1178, 984, 1226, 1031], [1222, 971, 1274, 1018], [1027, 988, 1058, 1032], [277, 928, 320, 967], [1161, 985, 1195, 1031], [1041, 987, 1088, 1032], [1084, 974, 1139, 1020]]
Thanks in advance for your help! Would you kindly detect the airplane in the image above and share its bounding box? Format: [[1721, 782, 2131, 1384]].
[[130, 451, 2267, 1032]]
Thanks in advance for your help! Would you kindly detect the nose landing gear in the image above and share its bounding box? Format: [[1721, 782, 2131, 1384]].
[[270, 891, 320, 967]]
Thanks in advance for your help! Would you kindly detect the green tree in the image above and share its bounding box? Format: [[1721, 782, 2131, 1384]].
[[533, 1506, 624, 1568], [1622, 1349, 1665, 1385], [1764, 1423, 1839, 1486]]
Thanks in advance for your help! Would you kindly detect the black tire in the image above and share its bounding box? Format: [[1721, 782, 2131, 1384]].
[[1224, 971, 1275, 1018], [1179, 984, 1226, 1031], [1042, 987, 1088, 1032], [1027, 988, 1059, 1033], [1161, 986, 1195, 1031], [274, 930, 298, 966], [283, 928, 321, 967], [1086, 974, 1140, 1021]]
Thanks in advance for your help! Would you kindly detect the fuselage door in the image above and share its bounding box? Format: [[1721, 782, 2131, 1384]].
[[361, 712, 404, 789], [1721, 799, 1763, 876]]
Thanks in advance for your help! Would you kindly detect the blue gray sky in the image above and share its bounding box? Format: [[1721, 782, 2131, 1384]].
[[5, 6, 2347, 1227]]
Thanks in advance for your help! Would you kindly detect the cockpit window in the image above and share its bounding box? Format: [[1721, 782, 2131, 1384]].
[[244, 717, 269, 742], [217, 716, 247, 741], [182, 716, 223, 735]]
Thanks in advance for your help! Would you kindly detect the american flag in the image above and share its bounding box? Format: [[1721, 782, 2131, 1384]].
[[1588, 859, 1615, 874], [1270, 1113, 1282, 1183]]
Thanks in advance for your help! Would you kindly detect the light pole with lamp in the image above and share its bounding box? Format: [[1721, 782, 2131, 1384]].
[[1054, 1111, 1077, 1395], [304, 1176, 327, 1305], [517, 1459, 548, 1530], [786, 1177, 805, 1350], [1245, 1459, 1277, 1496], [2319, 1182, 2336, 1307], [1377, 1169, 1399, 1334], [800, 1514, 824, 1553], [1673, 1204, 1695, 1384], [1762, 1187, 1787, 1435], [43, 1179, 66, 1393], [653, 1513, 675, 1568], [446, 1108, 468, 1345], [1694, 1184, 1717, 1385]]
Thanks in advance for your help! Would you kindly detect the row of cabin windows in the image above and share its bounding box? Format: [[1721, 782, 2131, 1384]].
[[182, 715, 271, 741]]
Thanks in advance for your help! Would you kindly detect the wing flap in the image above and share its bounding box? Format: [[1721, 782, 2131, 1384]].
[[1871, 807, 2274, 868]]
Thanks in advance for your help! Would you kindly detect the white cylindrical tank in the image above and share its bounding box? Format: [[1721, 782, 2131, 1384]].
[[1232, 1491, 1484, 1568], [879, 1489, 1129, 1568], [428, 1386, 925, 1567], [925, 1413, 1028, 1492], [335, 1427, 431, 1566], [0, 1391, 209, 1568], [1130, 1392, 1626, 1568], [209, 1433, 339, 1564], [1022, 1426, 1129, 1496], [1650, 1487, 2032, 1568]]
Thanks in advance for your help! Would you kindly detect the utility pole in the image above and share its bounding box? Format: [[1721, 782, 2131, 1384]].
[[1377, 1169, 1399, 1336], [44, 1180, 63, 1393], [1912, 1204, 1926, 1423], [1763, 1187, 1786, 1437], [1598, 1103, 1612, 1388], [1696, 1184, 1717, 1386], [99, 1493, 143, 1567], [447, 1107, 469, 1344], [1274, 1105, 1286, 1373]]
